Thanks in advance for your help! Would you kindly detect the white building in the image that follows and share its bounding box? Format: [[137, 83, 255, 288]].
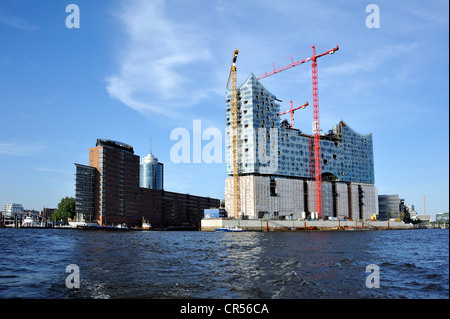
[[2, 203, 24, 218]]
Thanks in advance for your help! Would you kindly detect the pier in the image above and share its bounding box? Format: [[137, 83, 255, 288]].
[[201, 219, 415, 232]]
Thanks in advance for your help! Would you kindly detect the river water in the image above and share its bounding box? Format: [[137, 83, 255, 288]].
[[0, 228, 448, 299]]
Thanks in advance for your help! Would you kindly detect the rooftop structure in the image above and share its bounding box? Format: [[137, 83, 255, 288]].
[[95, 139, 134, 154]]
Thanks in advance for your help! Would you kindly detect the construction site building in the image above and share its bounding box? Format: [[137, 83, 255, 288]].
[[225, 73, 378, 220]]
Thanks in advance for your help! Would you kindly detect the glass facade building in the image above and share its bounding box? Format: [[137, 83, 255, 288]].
[[74, 163, 96, 222], [436, 212, 449, 224], [225, 73, 375, 184], [378, 194, 401, 220], [140, 153, 163, 190], [224, 73, 378, 219]]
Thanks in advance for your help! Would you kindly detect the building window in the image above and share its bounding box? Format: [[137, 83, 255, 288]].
[[270, 178, 276, 196]]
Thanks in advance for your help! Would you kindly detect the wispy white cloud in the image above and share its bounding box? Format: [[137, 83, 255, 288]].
[[29, 167, 71, 174], [0, 142, 46, 156], [0, 10, 39, 31], [322, 43, 418, 78], [105, 0, 216, 118]]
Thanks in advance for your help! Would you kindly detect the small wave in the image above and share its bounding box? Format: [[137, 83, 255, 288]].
[[380, 261, 424, 271], [81, 280, 111, 299], [420, 283, 445, 292]]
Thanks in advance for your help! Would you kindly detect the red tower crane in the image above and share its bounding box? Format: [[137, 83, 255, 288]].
[[279, 101, 308, 129], [257, 45, 339, 219]]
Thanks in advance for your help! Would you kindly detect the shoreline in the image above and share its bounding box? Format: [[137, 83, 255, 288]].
[[201, 219, 418, 231], [1, 220, 446, 231]]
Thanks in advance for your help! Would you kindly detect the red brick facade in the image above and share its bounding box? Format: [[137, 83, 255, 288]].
[[84, 140, 219, 229]]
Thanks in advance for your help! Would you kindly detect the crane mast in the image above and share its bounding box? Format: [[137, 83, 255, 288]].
[[227, 49, 240, 219], [258, 45, 338, 219], [311, 45, 323, 219]]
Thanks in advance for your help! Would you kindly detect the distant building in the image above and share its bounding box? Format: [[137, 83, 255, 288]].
[[417, 215, 431, 223], [436, 212, 449, 224], [42, 208, 56, 220], [378, 194, 401, 220], [140, 151, 163, 190], [87, 139, 141, 226], [406, 203, 418, 221], [74, 164, 96, 223], [74, 139, 219, 228], [2, 203, 24, 218]]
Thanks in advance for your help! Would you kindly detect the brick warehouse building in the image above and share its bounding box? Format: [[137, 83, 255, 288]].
[[75, 139, 219, 229]]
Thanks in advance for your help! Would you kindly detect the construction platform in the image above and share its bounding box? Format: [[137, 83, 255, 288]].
[[201, 219, 414, 232]]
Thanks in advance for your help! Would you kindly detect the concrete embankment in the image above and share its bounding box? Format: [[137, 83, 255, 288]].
[[201, 219, 414, 232]]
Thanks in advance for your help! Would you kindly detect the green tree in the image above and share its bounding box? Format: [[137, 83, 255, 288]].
[[51, 197, 75, 223]]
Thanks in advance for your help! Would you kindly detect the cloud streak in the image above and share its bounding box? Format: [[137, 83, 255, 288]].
[[0, 142, 46, 156], [106, 0, 215, 118], [0, 10, 39, 31], [29, 167, 72, 174]]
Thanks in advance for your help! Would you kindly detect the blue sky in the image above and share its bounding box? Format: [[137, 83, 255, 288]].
[[0, 0, 448, 219]]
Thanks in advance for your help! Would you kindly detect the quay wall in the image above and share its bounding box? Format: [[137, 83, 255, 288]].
[[201, 219, 414, 231]]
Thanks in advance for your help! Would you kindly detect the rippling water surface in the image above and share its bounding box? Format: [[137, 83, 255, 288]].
[[0, 228, 448, 299]]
